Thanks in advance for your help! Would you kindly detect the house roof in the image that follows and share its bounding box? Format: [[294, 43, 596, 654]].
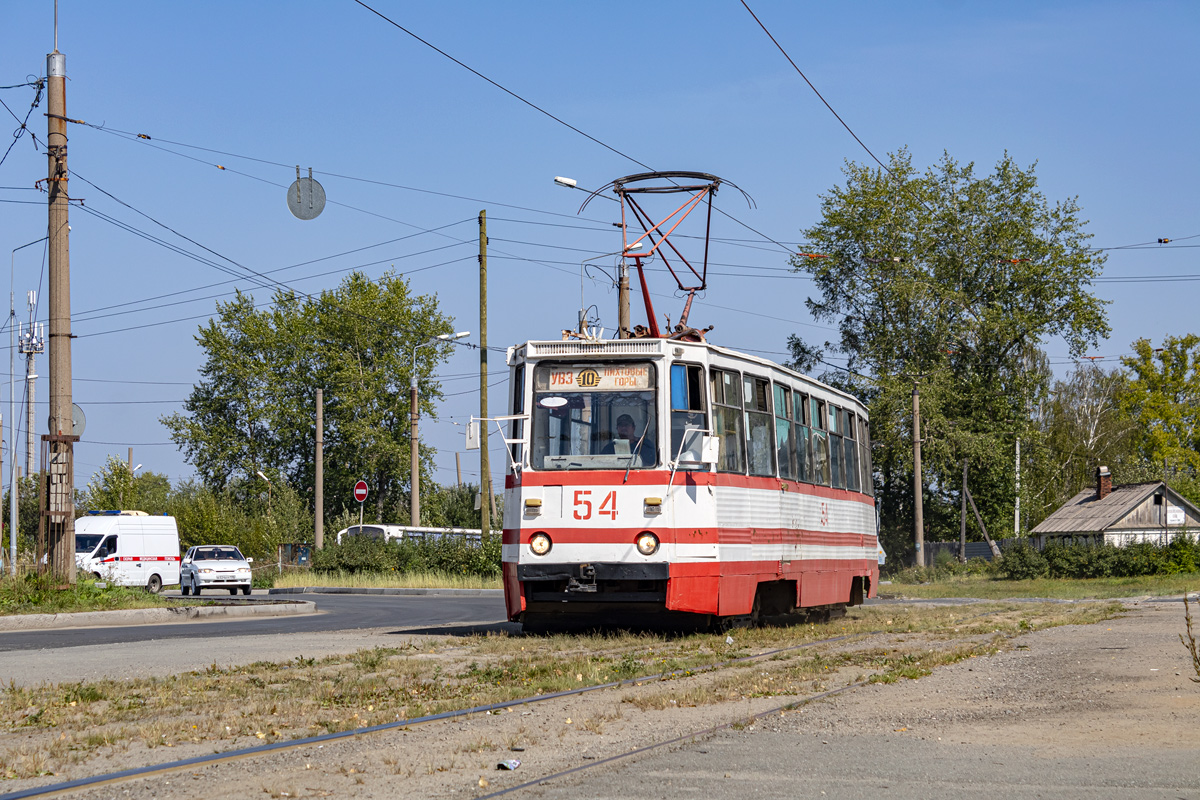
[[1032, 481, 1173, 534]]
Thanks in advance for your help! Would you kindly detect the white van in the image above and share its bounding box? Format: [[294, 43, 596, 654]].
[[75, 511, 181, 593]]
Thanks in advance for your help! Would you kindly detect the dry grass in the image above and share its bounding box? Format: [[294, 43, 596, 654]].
[[0, 600, 1121, 780]]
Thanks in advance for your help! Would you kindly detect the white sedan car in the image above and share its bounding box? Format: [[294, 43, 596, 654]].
[[180, 545, 254, 596]]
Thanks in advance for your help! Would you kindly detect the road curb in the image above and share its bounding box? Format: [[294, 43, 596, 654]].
[[0, 600, 317, 632], [268, 586, 504, 597]]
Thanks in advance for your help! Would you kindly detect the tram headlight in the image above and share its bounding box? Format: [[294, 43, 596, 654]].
[[529, 533, 552, 556], [635, 532, 659, 556]]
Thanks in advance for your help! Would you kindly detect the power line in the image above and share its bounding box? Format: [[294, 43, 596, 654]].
[[0, 79, 43, 169], [350, 0, 655, 172], [740, 2, 890, 177]]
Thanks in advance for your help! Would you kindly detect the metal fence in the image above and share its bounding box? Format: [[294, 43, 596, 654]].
[[923, 539, 1018, 565]]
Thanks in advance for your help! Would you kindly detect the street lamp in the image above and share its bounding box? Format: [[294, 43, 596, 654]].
[[410, 331, 470, 526], [255, 470, 272, 510], [553, 176, 617, 201]]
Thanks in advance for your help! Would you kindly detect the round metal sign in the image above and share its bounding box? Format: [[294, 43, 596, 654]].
[[353, 480, 369, 503], [47, 403, 86, 436], [287, 174, 326, 220]]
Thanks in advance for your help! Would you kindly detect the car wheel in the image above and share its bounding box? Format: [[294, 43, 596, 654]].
[[228, 588, 237, 596], [193, 577, 201, 596], [146, 574, 163, 594], [241, 585, 252, 596], [181, 579, 191, 596]]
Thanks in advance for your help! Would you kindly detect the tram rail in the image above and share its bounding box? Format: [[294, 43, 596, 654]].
[[0, 631, 872, 800]]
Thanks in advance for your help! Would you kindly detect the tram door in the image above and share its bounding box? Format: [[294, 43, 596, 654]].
[[774, 383, 796, 578], [668, 363, 715, 556]]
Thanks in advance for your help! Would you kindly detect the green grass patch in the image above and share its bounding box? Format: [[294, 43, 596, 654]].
[[883, 570, 1198, 600], [0, 573, 174, 616], [273, 569, 501, 590]]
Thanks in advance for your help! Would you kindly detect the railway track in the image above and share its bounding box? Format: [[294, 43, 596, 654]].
[[0, 631, 873, 800]]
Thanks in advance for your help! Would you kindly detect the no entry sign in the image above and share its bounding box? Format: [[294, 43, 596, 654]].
[[353, 480, 369, 503]]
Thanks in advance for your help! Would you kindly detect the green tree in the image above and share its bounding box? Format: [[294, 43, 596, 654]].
[[792, 150, 1109, 555], [1121, 335, 1200, 473], [163, 271, 458, 525], [77, 456, 172, 514], [1025, 362, 1135, 524]]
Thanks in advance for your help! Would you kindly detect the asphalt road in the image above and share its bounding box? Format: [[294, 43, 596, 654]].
[[0, 592, 512, 653]]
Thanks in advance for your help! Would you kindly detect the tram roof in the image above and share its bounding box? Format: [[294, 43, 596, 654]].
[[508, 338, 866, 412]]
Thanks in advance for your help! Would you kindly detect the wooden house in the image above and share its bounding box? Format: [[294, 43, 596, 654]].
[[1032, 466, 1200, 548]]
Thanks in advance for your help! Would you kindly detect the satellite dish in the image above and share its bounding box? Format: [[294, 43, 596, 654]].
[[47, 403, 85, 436], [287, 166, 326, 221]]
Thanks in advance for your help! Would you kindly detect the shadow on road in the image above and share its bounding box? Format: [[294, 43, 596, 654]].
[[387, 622, 521, 637]]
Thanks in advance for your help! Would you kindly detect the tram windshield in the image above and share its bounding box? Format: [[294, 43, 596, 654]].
[[531, 362, 658, 470]]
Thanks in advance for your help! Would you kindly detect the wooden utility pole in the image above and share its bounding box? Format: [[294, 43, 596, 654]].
[[960, 459, 968, 563], [46, 42, 76, 584], [315, 388, 324, 549], [479, 211, 491, 540], [965, 483, 1002, 559], [912, 382, 924, 568]]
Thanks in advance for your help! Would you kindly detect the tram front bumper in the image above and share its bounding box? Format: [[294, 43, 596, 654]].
[[518, 562, 668, 604]]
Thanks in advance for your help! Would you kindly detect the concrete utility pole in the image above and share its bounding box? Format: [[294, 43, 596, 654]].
[[912, 382, 924, 568], [1014, 437, 1021, 536], [410, 373, 420, 527], [315, 388, 323, 549], [479, 210, 491, 540], [617, 259, 630, 339], [46, 41, 76, 584]]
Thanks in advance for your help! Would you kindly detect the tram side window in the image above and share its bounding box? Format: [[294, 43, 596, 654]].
[[829, 404, 845, 489], [773, 384, 796, 480], [792, 390, 811, 483], [810, 397, 831, 486], [858, 416, 875, 497], [744, 375, 776, 477], [843, 408, 860, 492], [710, 368, 745, 473], [670, 363, 708, 469], [510, 365, 525, 465]]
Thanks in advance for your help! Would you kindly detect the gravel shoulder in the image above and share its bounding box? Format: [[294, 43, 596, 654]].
[[4, 597, 1198, 799]]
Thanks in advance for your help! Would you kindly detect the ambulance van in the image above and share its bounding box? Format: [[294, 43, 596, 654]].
[[75, 511, 181, 593]]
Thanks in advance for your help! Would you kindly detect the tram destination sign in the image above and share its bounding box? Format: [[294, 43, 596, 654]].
[[540, 364, 651, 391]]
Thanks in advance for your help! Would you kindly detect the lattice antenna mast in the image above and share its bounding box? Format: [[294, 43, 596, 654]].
[[581, 171, 751, 341], [19, 291, 45, 474]]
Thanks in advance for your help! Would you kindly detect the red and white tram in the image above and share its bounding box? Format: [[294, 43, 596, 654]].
[[498, 171, 878, 631], [500, 337, 878, 631]]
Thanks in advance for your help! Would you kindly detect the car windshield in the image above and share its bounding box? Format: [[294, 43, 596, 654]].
[[196, 547, 244, 561], [76, 534, 103, 554], [531, 362, 658, 470]]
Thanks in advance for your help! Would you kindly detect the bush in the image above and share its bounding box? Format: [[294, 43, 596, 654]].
[[999, 540, 1048, 580], [311, 534, 501, 578], [1003, 535, 1200, 580]]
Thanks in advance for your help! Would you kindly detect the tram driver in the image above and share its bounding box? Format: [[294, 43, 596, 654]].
[[602, 413, 657, 466]]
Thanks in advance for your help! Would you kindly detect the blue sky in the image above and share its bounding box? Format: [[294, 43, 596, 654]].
[[1, 1, 1196, 500]]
